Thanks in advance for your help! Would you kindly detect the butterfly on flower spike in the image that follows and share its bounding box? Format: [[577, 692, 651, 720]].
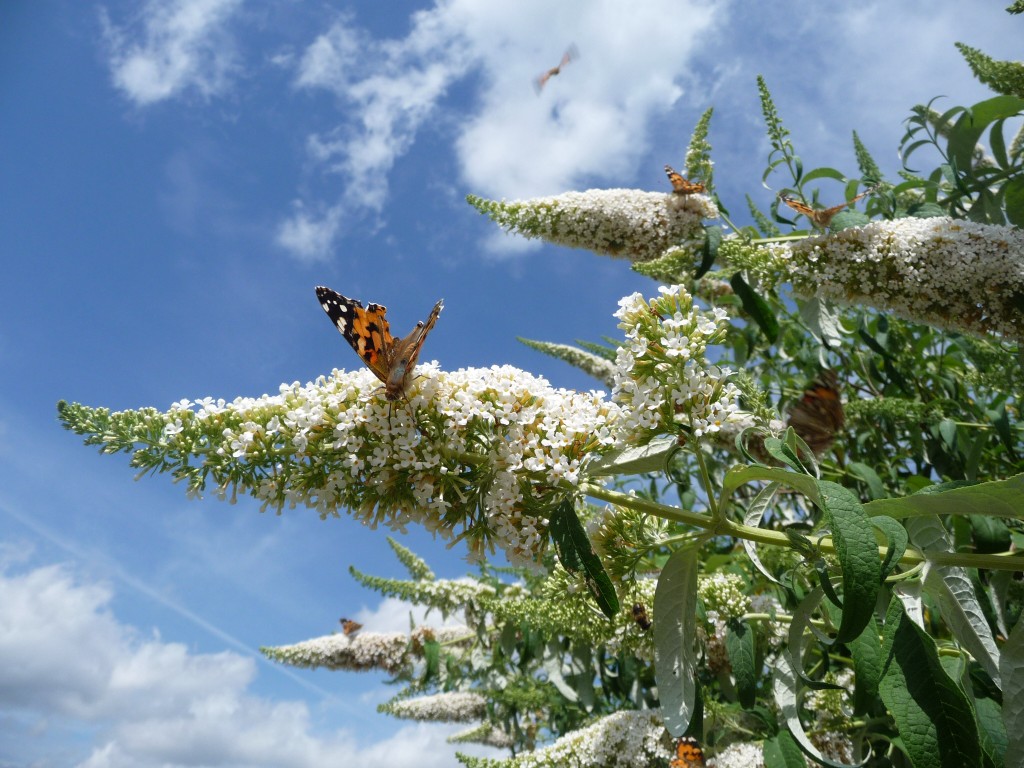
[[315, 286, 443, 402], [777, 185, 879, 229], [786, 369, 845, 455], [664, 165, 705, 195], [534, 43, 579, 93], [339, 618, 363, 636], [632, 602, 652, 631], [670, 736, 706, 768]]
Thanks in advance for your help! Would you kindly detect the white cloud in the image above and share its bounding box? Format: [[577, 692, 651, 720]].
[[356, 592, 476, 634], [0, 562, 488, 767], [276, 0, 721, 261], [101, 0, 243, 105], [276, 201, 345, 264]]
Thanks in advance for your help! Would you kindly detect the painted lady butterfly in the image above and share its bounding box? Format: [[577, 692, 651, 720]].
[[670, 736, 706, 768], [778, 185, 879, 229], [535, 44, 579, 92], [665, 165, 706, 195], [315, 286, 443, 402], [632, 602, 652, 631], [786, 370, 845, 455], [340, 618, 363, 636]]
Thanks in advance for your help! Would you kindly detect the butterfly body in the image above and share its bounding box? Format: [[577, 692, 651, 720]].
[[340, 618, 363, 636], [315, 286, 443, 401], [779, 185, 878, 229], [664, 165, 705, 195], [786, 369, 845, 455], [535, 44, 579, 92], [632, 602, 652, 631]]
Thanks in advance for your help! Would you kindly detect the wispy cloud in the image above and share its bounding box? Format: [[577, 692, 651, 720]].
[[100, 0, 244, 105], [0, 561, 493, 767], [276, 0, 721, 261]]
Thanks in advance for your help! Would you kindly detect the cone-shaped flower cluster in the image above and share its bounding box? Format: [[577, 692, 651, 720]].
[[611, 284, 741, 443], [727, 216, 1024, 340], [59, 365, 620, 567], [468, 189, 716, 261]]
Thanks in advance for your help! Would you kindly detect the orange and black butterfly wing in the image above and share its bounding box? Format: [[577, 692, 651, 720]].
[[340, 618, 363, 636], [787, 370, 845, 454], [780, 185, 878, 229], [383, 299, 444, 400], [664, 165, 705, 195], [670, 736, 707, 768], [315, 286, 395, 384]]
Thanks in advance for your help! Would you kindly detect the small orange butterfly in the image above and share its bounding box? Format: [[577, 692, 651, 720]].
[[778, 185, 879, 229], [315, 286, 443, 402], [340, 618, 363, 636], [665, 165, 705, 195], [786, 370, 845, 455], [632, 602, 652, 631], [670, 736, 707, 768], [534, 44, 579, 92]]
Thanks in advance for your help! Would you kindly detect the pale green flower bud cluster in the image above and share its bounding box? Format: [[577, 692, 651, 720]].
[[611, 284, 741, 443], [698, 572, 752, 620], [467, 189, 716, 262], [384, 691, 488, 722], [727, 217, 1024, 340]]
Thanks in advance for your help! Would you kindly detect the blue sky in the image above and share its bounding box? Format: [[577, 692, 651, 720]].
[[0, 2, 1019, 766]]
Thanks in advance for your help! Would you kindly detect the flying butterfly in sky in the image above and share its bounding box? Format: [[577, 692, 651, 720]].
[[786, 369, 845, 455], [315, 286, 443, 402], [534, 44, 579, 92], [778, 185, 879, 229], [665, 164, 706, 195]]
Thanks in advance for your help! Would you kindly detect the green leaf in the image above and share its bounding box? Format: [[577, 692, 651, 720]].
[[585, 435, 677, 477], [730, 272, 780, 343], [907, 517, 1002, 686], [423, 639, 440, 681], [817, 481, 881, 644], [772, 652, 857, 767], [726, 621, 757, 708], [798, 296, 843, 352], [871, 516, 909, 581], [865, 473, 1024, 523], [828, 209, 871, 231], [542, 641, 579, 703], [762, 729, 810, 768], [742, 482, 784, 585], [848, 461, 887, 500], [695, 225, 722, 279], [654, 545, 700, 736], [1005, 175, 1024, 227], [948, 96, 1024, 176], [1000, 617, 1024, 767], [970, 515, 1012, 554], [975, 695, 1008, 768], [909, 201, 949, 218], [879, 597, 982, 768], [548, 499, 620, 618], [849, 614, 882, 716]]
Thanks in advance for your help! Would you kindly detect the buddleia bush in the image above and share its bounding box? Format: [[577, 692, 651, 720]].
[[60, 11, 1024, 768]]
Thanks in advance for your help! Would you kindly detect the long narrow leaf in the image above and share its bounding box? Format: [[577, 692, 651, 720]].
[[654, 546, 700, 736]]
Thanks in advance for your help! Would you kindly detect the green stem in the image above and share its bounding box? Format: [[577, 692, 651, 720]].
[[581, 483, 1024, 572]]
